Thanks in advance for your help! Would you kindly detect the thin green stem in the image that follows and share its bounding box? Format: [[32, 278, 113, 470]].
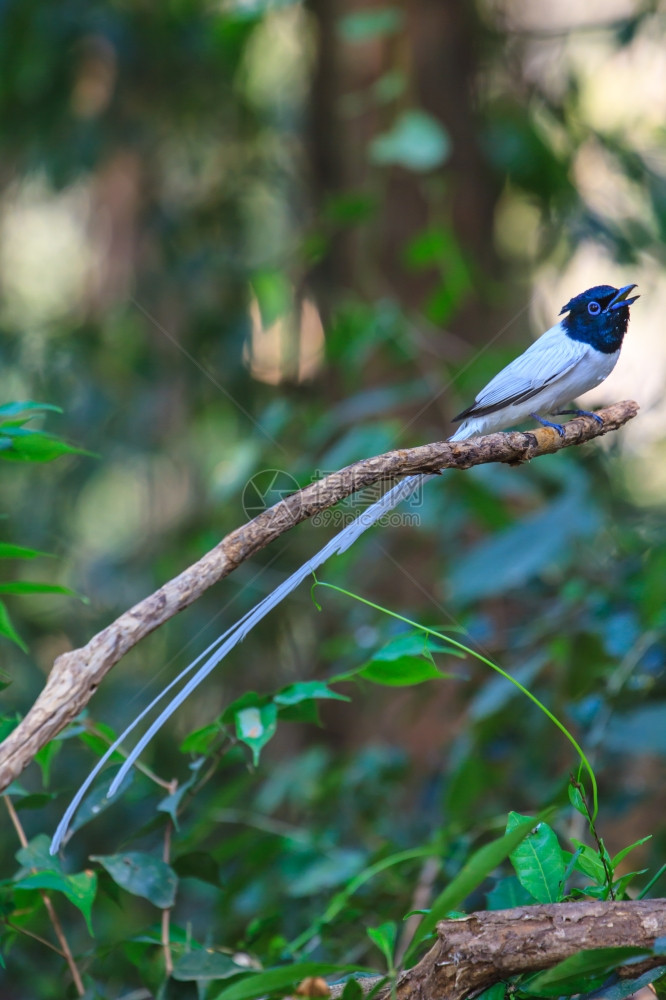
[[288, 846, 435, 955], [637, 862, 666, 900], [312, 579, 598, 819], [569, 776, 614, 898]]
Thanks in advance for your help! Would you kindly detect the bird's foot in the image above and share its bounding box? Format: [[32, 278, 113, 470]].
[[554, 408, 604, 426], [530, 412, 565, 438]]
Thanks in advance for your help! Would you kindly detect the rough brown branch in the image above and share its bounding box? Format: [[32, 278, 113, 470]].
[[386, 899, 666, 1000], [0, 401, 638, 790]]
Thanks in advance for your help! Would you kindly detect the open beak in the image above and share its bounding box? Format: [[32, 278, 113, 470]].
[[607, 283, 639, 311]]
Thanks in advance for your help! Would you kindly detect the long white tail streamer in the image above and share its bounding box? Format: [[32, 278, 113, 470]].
[[51, 472, 434, 853]]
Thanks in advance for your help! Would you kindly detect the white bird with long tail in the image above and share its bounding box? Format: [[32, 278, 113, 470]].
[[51, 282, 639, 853]]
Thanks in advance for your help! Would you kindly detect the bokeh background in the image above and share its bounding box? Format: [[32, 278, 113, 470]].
[[2, 0, 666, 993]]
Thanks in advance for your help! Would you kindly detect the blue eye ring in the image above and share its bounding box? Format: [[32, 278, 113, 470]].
[[588, 301, 601, 315]]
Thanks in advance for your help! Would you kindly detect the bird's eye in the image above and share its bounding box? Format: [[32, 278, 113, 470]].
[[588, 301, 601, 315]]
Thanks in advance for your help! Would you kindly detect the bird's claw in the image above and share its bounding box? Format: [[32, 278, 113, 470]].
[[579, 409, 604, 426], [554, 408, 604, 426]]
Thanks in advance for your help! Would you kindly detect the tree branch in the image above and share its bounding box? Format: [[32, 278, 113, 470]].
[[0, 401, 638, 790], [388, 899, 666, 1000]]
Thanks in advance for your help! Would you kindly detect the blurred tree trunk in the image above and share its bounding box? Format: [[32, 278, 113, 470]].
[[304, 0, 351, 307], [305, 0, 506, 343], [411, 0, 499, 277]]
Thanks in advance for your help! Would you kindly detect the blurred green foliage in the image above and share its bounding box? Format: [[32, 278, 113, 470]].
[[0, 402, 85, 650], [0, 0, 666, 996]]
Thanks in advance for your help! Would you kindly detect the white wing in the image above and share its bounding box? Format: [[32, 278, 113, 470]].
[[454, 323, 589, 420]]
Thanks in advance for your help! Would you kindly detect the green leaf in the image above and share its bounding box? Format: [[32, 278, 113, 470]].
[[475, 985, 506, 1000], [613, 869, 648, 899], [213, 964, 373, 1000], [655, 967, 666, 1000], [507, 812, 566, 903], [338, 7, 403, 42], [0, 432, 90, 464], [561, 847, 583, 886], [369, 633, 446, 662], [404, 816, 541, 962], [172, 950, 247, 982], [91, 852, 177, 908], [34, 740, 62, 787], [15, 868, 97, 935], [0, 418, 33, 429], [351, 632, 459, 687], [274, 681, 350, 705], [157, 758, 204, 825], [180, 721, 225, 754], [0, 542, 51, 560], [370, 111, 451, 172], [221, 691, 268, 723], [234, 702, 278, 766], [277, 700, 322, 724], [595, 966, 666, 1000], [367, 921, 397, 967], [570, 884, 608, 900], [68, 768, 134, 836], [0, 600, 27, 652], [568, 781, 588, 817], [358, 655, 448, 686], [341, 980, 364, 1000], [523, 947, 652, 996], [0, 581, 80, 598], [16, 833, 60, 871], [0, 401, 62, 418], [571, 839, 607, 884], [611, 835, 652, 868], [76, 719, 117, 751]]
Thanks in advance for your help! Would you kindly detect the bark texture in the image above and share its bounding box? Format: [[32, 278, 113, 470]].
[[0, 401, 638, 791], [387, 900, 666, 1000]]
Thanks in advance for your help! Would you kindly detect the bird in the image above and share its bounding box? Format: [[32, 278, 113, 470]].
[[450, 283, 638, 440], [50, 282, 638, 853]]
